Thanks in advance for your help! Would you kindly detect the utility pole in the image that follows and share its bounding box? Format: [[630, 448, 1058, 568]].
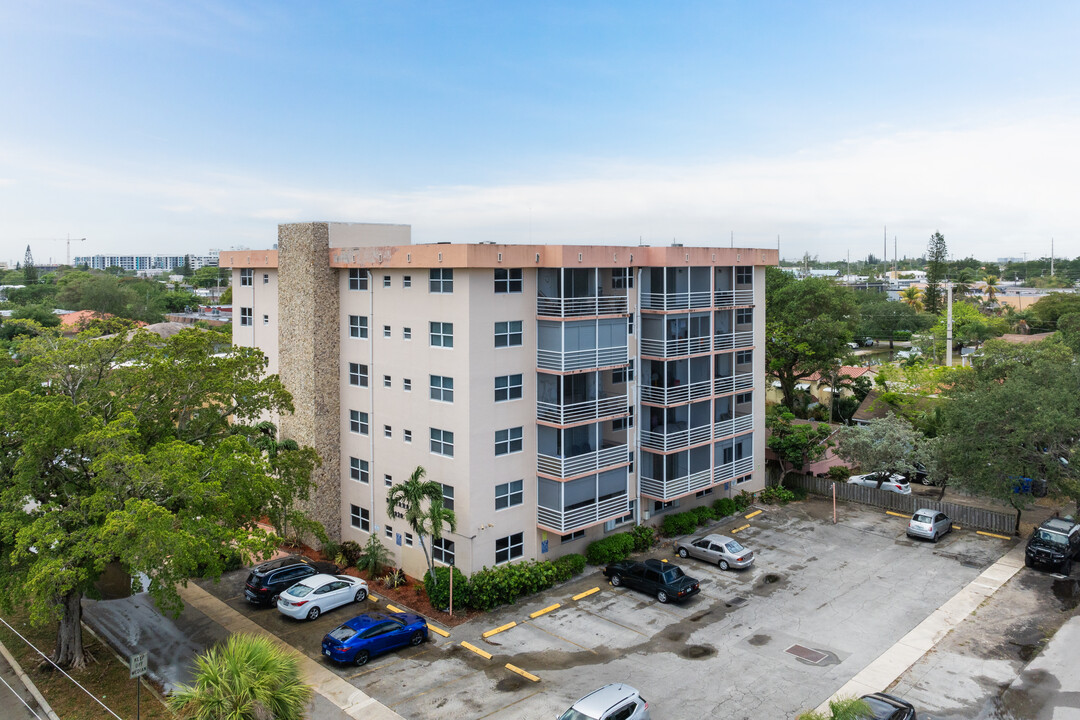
[[946, 283, 954, 368], [1051, 237, 1055, 278]]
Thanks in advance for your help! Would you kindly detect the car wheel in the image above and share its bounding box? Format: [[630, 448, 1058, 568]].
[[932, 532, 939, 544], [1025, 557, 1034, 568], [353, 649, 369, 667], [1064, 560, 1073, 576], [307, 606, 321, 621], [354, 588, 368, 603], [610, 574, 622, 587], [719, 560, 730, 571], [657, 590, 669, 604], [678, 548, 689, 559], [921, 478, 933, 486], [269, 594, 280, 605], [410, 630, 424, 646]]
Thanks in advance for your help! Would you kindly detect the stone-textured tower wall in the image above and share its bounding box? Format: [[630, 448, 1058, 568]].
[[277, 222, 341, 542]]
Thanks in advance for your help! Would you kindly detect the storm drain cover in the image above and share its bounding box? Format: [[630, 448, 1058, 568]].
[[726, 596, 748, 607], [785, 644, 828, 664]]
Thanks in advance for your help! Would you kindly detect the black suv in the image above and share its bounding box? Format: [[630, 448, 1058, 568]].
[[1025, 517, 1080, 574], [244, 555, 338, 606], [603, 558, 700, 603]]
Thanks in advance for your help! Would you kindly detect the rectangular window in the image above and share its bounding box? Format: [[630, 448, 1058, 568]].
[[441, 484, 454, 511], [430, 321, 454, 347], [240, 268, 253, 287], [494, 374, 523, 402], [348, 362, 368, 387], [383, 275, 391, 288], [561, 530, 586, 543], [495, 532, 524, 564], [350, 505, 370, 532], [240, 307, 252, 326], [349, 315, 368, 339], [403, 275, 411, 288], [653, 499, 674, 512], [495, 427, 523, 456], [736, 308, 753, 325], [736, 266, 753, 284], [349, 457, 369, 484], [429, 268, 454, 293], [383, 324, 391, 338], [612, 406, 634, 432], [628, 315, 634, 335], [430, 375, 454, 402], [385, 525, 393, 539], [494, 321, 523, 348], [432, 537, 455, 565], [403, 327, 412, 340], [384, 425, 392, 439], [349, 410, 369, 435], [736, 391, 752, 405], [612, 360, 635, 384], [383, 375, 392, 388], [605, 501, 636, 531], [349, 269, 369, 291], [403, 378, 412, 391], [495, 480, 523, 510], [384, 474, 393, 487], [611, 268, 633, 289], [736, 350, 753, 365], [735, 474, 753, 485], [494, 268, 523, 293], [262, 314, 269, 325], [404, 532, 414, 547], [430, 428, 454, 457], [404, 429, 412, 443]]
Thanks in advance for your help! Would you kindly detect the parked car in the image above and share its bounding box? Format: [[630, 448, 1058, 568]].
[[859, 692, 917, 720], [603, 558, 700, 603], [907, 509, 952, 543], [244, 555, 339, 606], [861, 336, 875, 347], [321, 612, 427, 666], [557, 683, 651, 720], [1025, 517, 1080, 574], [675, 533, 754, 570], [277, 573, 369, 620], [847, 473, 912, 495]]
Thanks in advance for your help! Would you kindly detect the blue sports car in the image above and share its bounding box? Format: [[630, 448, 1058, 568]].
[[321, 612, 429, 666]]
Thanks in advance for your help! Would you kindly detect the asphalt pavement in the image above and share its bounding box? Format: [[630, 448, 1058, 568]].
[[0, 645, 48, 720]]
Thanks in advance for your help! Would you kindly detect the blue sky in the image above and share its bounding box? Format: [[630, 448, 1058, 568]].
[[1, 1, 1078, 265]]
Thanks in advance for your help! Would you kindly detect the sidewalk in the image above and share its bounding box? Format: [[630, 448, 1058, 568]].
[[0, 637, 59, 720]]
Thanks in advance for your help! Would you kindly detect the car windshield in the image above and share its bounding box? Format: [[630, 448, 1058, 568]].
[[661, 567, 685, 583], [913, 513, 934, 524], [557, 709, 598, 720], [287, 583, 314, 597], [725, 541, 745, 553], [328, 626, 356, 641], [1035, 530, 1068, 547], [861, 697, 899, 720]]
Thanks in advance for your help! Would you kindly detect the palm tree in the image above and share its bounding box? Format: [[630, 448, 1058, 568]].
[[386, 466, 458, 588], [982, 274, 1000, 307], [952, 268, 975, 302], [169, 633, 313, 720], [797, 696, 873, 720], [899, 286, 923, 312]]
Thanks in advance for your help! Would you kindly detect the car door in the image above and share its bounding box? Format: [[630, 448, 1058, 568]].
[[274, 567, 307, 595], [310, 580, 336, 609], [366, 621, 403, 654], [624, 564, 647, 591], [690, 539, 714, 562], [641, 568, 663, 595], [934, 513, 949, 535], [710, 541, 729, 562], [383, 619, 411, 651], [326, 581, 352, 610]]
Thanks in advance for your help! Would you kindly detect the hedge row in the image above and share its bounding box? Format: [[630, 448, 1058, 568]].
[[584, 525, 654, 565], [657, 491, 754, 537], [423, 553, 588, 612]]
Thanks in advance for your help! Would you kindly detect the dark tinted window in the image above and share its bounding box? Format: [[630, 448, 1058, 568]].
[[862, 697, 901, 720], [661, 567, 685, 583]]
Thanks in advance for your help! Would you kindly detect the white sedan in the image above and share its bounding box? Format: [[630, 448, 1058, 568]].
[[277, 574, 369, 621], [847, 472, 912, 495]]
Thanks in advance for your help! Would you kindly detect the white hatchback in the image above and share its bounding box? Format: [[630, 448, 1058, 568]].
[[277, 574, 368, 621], [847, 472, 912, 495]]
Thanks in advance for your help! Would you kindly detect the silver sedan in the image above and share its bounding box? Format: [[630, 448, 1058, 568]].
[[675, 533, 754, 570], [907, 508, 952, 543]]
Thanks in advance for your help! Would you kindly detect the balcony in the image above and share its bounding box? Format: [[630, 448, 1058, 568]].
[[640, 379, 713, 405], [538, 443, 629, 479], [639, 468, 713, 500], [639, 424, 712, 452], [712, 456, 754, 484], [639, 291, 714, 311], [537, 295, 629, 318], [714, 289, 755, 307], [537, 392, 628, 425], [713, 414, 754, 439], [713, 372, 754, 395], [639, 335, 712, 358], [537, 492, 629, 533], [537, 346, 628, 372]]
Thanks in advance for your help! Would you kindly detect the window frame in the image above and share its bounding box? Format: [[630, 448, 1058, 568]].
[[349, 457, 369, 484], [430, 428, 455, 457], [239, 307, 253, 327], [348, 269, 369, 291], [349, 315, 369, 339], [495, 532, 524, 564], [494, 268, 523, 294], [495, 427, 523, 456], [429, 268, 454, 293], [429, 375, 454, 403], [495, 374, 523, 402], [495, 480, 524, 510], [348, 362, 368, 387], [494, 320, 523, 348], [240, 268, 253, 287], [430, 321, 454, 348], [349, 410, 369, 435], [350, 504, 370, 532]]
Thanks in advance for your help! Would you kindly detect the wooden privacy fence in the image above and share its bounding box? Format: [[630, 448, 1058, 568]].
[[783, 473, 1017, 535]]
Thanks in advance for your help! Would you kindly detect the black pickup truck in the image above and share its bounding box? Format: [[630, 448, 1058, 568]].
[[603, 558, 700, 603], [1025, 517, 1080, 574]]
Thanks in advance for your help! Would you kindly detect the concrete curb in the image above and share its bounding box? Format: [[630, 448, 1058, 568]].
[[0, 638, 62, 720], [814, 541, 1025, 712]]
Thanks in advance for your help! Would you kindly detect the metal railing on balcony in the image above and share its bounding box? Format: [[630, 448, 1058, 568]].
[[639, 424, 712, 452], [537, 443, 629, 478], [733, 330, 753, 348], [714, 414, 754, 439], [640, 335, 713, 358], [714, 372, 754, 395], [536, 295, 629, 318], [639, 468, 713, 500], [537, 393, 627, 425], [537, 493, 629, 533], [733, 456, 754, 476], [537, 346, 628, 372], [640, 379, 712, 405], [714, 289, 754, 307], [639, 291, 713, 311]]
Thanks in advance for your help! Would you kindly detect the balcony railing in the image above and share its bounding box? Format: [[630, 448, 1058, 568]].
[[537, 393, 627, 425], [714, 289, 754, 307], [537, 295, 629, 317], [537, 346, 628, 372], [537, 493, 629, 533], [639, 424, 712, 452], [639, 468, 713, 500], [640, 379, 712, 405], [641, 333, 752, 359], [537, 443, 629, 478], [712, 456, 754, 483], [713, 414, 754, 439], [713, 372, 754, 395], [639, 291, 714, 311]]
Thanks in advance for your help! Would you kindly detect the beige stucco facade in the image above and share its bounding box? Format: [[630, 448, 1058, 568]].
[[224, 222, 776, 579]]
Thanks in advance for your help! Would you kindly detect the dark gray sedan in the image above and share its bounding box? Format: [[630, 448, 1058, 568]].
[[907, 508, 952, 542], [674, 533, 754, 570]]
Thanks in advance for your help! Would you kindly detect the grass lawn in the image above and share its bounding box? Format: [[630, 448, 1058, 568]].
[[0, 610, 172, 720]]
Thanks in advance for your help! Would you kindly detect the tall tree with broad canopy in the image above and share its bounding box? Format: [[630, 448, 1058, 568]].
[[386, 466, 457, 591], [765, 267, 859, 411], [937, 339, 1080, 531], [765, 408, 833, 485], [854, 291, 933, 349], [924, 232, 948, 314], [0, 327, 321, 670], [834, 414, 923, 487]]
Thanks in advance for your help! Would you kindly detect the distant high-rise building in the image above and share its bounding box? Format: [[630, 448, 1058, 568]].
[[72, 253, 219, 271]]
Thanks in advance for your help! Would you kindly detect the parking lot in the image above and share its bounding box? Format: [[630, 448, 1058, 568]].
[[198, 498, 1012, 719]]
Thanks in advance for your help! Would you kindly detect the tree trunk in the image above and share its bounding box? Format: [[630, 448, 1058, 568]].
[[936, 481, 947, 502], [889, 338, 894, 349], [53, 590, 86, 670], [418, 537, 435, 587]]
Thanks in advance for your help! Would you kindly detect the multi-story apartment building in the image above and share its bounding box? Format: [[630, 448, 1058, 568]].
[[222, 222, 776, 578], [73, 254, 219, 271]]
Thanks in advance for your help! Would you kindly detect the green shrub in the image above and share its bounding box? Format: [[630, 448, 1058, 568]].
[[466, 561, 562, 612], [893, 330, 912, 341], [691, 505, 716, 526], [712, 497, 737, 517], [628, 525, 655, 552], [733, 490, 754, 512], [424, 566, 470, 610], [338, 540, 363, 567], [381, 568, 406, 589], [659, 511, 698, 537], [585, 533, 636, 565], [760, 485, 796, 504], [789, 486, 808, 501], [320, 540, 341, 564], [553, 553, 587, 581], [827, 465, 851, 481]]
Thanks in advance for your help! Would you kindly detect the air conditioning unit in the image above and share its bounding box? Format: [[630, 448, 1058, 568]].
[[642, 510, 651, 521]]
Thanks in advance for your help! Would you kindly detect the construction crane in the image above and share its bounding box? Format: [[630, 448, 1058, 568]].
[[43, 236, 87, 266]]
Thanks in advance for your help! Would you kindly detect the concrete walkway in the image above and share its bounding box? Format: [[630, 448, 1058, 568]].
[[177, 583, 406, 720], [815, 541, 1026, 713]]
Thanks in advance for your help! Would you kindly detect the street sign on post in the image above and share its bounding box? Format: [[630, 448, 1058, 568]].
[[129, 652, 147, 679]]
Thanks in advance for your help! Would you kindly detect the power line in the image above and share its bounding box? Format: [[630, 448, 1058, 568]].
[[0, 617, 124, 720], [0, 672, 45, 720]]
